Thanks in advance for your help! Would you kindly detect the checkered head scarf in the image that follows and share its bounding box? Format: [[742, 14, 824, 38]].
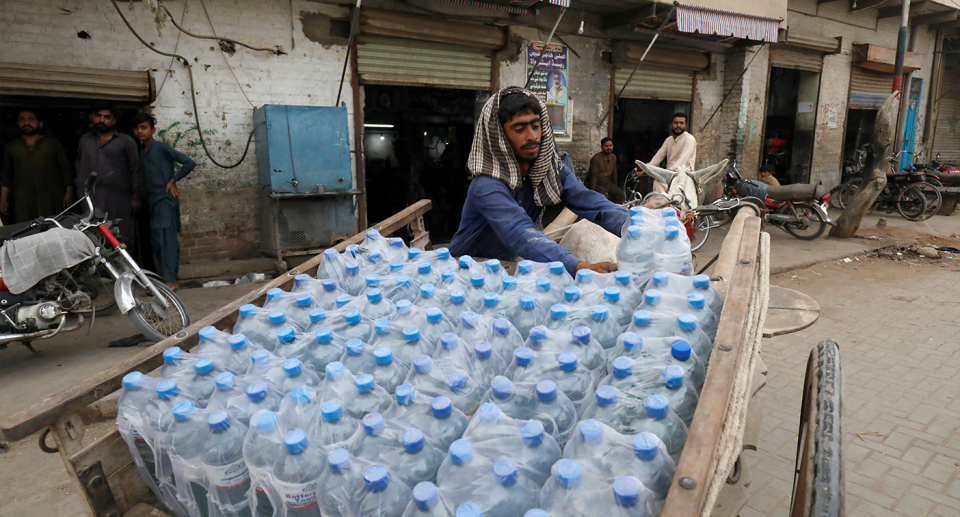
[[467, 86, 564, 207]]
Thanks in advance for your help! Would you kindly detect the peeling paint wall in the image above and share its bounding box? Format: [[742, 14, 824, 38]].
[[692, 54, 727, 169]]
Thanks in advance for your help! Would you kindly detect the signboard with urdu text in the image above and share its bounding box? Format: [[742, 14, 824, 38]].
[[527, 42, 569, 134]]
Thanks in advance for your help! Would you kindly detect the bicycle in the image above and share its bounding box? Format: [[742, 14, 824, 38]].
[[830, 151, 935, 221]]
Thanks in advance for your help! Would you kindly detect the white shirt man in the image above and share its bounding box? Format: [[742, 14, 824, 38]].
[[647, 113, 697, 192]]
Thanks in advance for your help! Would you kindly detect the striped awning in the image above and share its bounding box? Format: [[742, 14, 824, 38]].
[[433, 0, 568, 15], [675, 2, 781, 43]]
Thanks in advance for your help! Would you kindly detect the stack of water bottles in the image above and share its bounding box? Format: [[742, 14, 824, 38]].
[[116, 226, 722, 517]]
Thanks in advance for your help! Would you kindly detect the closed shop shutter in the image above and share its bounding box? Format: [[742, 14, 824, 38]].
[[849, 66, 894, 110], [770, 46, 823, 73], [356, 36, 492, 90], [0, 62, 155, 103], [932, 67, 960, 164], [614, 66, 694, 102]]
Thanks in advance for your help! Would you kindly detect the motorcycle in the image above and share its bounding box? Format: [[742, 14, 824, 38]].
[[0, 172, 191, 356]]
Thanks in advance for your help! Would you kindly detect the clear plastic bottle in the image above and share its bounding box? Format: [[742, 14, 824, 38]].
[[406, 247, 423, 264], [633, 395, 688, 463], [465, 274, 488, 308], [298, 327, 345, 377], [194, 325, 233, 362], [488, 319, 524, 361], [513, 260, 537, 290], [634, 339, 706, 393], [386, 385, 469, 452], [396, 327, 437, 366], [545, 304, 579, 332], [352, 373, 396, 418], [220, 381, 282, 427], [177, 357, 222, 402], [314, 400, 361, 454], [673, 314, 713, 361], [573, 270, 604, 306], [562, 286, 583, 308], [415, 261, 442, 287], [355, 414, 445, 488], [684, 294, 719, 341], [510, 352, 596, 417], [159, 346, 199, 388], [402, 481, 455, 517], [279, 385, 323, 432], [316, 448, 372, 517], [164, 401, 210, 516], [342, 261, 367, 296], [360, 288, 397, 321], [404, 355, 483, 416], [357, 464, 411, 517], [332, 308, 375, 342], [273, 429, 323, 516], [429, 248, 458, 273], [274, 358, 322, 395], [440, 289, 471, 322], [275, 326, 312, 362], [341, 337, 379, 376], [335, 293, 354, 309], [217, 334, 254, 376], [616, 226, 656, 279], [481, 259, 506, 293], [479, 292, 511, 320], [386, 275, 421, 304], [201, 410, 252, 516], [584, 305, 622, 350], [318, 248, 347, 283], [242, 411, 282, 517], [531, 380, 578, 446], [653, 227, 693, 276], [540, 261, 573, 291], [581, 385, 646, 435], [600, 287, 632, 329], [434, 334, 507, 388], [614, 271, 643, 310], [531, 277, 563, 308], [384, 238, 409, 262], [512, 294, 546, 340]]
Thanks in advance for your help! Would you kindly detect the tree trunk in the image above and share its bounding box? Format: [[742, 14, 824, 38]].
[[830, 92, 900, 238]]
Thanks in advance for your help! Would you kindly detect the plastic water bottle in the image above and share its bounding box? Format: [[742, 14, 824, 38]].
[[415, 261, 442, 287], [201, 410, 252, 514], [573, 270, 604, 306], [360, 229, 390, 255], [219, 380, 282, 427], [581, 385, 646, 435], [359, 288, 397, 321], [275, 326, 313, 362], [405, 247, 423, 264], [562, 286, 584, 308], [405, 355, 483, 416], [637, 288, 689, 320], [332, 309, 374, 342], [642, 366, 700, 428], [512, 295, 546, 340], [429, 248, 458, 273], [457, 457, 541, 517], [419, 306, 456, 348], [176, 357, 222, 402], [316, 449, 371, 516], [653, 227, 693, 276], [530, 277, 563, 308], [341, 337, 380, 375], [386, 385, 469, 452], [385, 237, 409, 262], [392, 300, 423, 332], [341, 261, 366, 296], [483, 377, 578, 446], [279, 385, 322, 433], [616, 226, 656, 278], [355, 413, 445, 488], [684, 294, 718, 340], [163, 401, 210, 516], [295, 327, 345, 377], [251, 307, 303, 352], [370, 348, 406, 393], [345, 371, 395, 419], [625, 310, 672, 340], [633, 395, 687, 463], [673, 314, 713, 361], [600, 288, 632, 329], [614, 271, 643, 311], [478, 292, 511, 320], [530, 326, 607, 376], [487, 318, 524, 361], [159, 346, 200, 388], [335, 293, 354, 309], [391, 326, 436, 366], [402, 481, 456, 517], [386, 275, 421, 304], [540, 461, 660, 517], [529, 380, 578, 446], [509, 352, 596, 417], [440, 289, 471, 322], [365, 250, 389, 275], [480, 259, 506, 292], [274, 358, 322, 395], [273, 430, 324, 516], [465, 274, 488, 308], [370, 318, 407, 357], [584, 305, 622, 350], [243, 411, 282, 517], [314, 400, 361, 454], [317, 248, 347, 282], [513, 260, 537, 290], [194, 325, 233, 359], [434, 333, 507, 388], [636, 339, 706, 393], [356, 464, 412, 517], [537, 261, 573, 291], [545, 304, 581, 332], [213, 334, 252, 376]]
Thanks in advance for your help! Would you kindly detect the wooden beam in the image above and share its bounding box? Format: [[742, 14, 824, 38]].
[[818, 0, 841, 4], [602, 5, 657, 29], [912, 10, 958, 26], [877, 0, 927, 19], [850, 0, 898, 12], [928, 19, 960, 31]]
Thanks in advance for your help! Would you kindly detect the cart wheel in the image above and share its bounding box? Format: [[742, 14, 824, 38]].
[[790, 340, 844, 517]]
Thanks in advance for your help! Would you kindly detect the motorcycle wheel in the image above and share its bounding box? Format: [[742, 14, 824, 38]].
[[690, 216, 712, 251], [896, 186, 928, 221], [126, 276, 190, 342], [86, 265, 119, 316], [783, 203, 827, 240]]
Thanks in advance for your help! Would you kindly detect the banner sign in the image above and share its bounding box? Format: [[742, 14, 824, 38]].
[[527, 42, 569, 134]]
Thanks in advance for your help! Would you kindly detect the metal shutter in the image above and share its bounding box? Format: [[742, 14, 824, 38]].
[[614, 66, 694, 102], [356, 36, 492, 91], [0, 62, 155, 103], [770, 46, 823, 73], [932, 71, 960, 164], [849, 66, 894, 110]]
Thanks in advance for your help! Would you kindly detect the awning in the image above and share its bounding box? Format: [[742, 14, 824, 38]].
[[433, 0, 568, 15], [0, 62, 156, 104], [675, 2, 782, 43]]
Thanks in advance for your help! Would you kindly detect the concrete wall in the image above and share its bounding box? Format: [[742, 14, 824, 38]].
[[691, 54, 728, 169], [0, 0, 356, 263]]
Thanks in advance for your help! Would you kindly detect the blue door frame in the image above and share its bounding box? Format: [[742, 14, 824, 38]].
[[900, 78, 923, 172]]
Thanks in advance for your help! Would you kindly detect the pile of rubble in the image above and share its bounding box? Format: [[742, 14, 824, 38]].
[[873, 244, 958, 261]]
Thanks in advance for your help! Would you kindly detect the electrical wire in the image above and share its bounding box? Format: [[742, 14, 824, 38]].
[[156, 0, 286, 55], [111, 0, 261, 169], [197, 0, 256, 109], [154, 0, 187, 100]]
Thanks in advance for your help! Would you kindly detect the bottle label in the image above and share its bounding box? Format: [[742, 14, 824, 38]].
[[275, 479, 319, 509], [204, 459, 250, 489], [131, 428, 144, 442]]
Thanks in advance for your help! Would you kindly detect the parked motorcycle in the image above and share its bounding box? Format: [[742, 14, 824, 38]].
[[0, 172, 190, 356]]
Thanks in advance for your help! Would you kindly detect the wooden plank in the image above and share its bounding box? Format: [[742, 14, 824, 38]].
[[124, 503, 173, 517], [107, 461, 155, 513], [711, 209, 749, 282], [660, 215, 761, 517], [71, 428, 133, 478], [0, 200, 432, 443]]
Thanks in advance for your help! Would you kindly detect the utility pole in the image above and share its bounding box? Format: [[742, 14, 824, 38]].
[[892, 0, 910, 94]]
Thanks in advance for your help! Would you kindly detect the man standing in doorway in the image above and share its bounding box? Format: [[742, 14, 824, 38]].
[[586, 137, 624, 203], [75, 101, 141, 245], [645, 112, 697, 192], [1, 109, 74, 222]]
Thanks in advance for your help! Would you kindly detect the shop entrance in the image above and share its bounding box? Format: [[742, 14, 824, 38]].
[[763, 67, 821, 185], [362, 85, 487, 244], [612, 98, 691, 195]]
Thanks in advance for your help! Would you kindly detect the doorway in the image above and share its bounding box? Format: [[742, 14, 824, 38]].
[[612, 98, 691, 195], [362, 85, 487, 244], [763, 67, 821, 185]]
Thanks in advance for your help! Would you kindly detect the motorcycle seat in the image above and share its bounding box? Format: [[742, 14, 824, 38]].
[[766, 182, 826, 201], [0, 221, 40, 246]]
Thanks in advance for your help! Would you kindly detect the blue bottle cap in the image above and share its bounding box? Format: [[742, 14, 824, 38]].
[[122, 371, 145, 390], [269, 310, 286, 325], [374, 348, 393, 365], [395, 384, 415, 405], [418, 261, 432, 274], [529, 326, 547, 344], [515, 347, 534, 366], [321, 278, 337, 292], [285, 429, 308, 454], [517, 260, 533, 273], [613, 357, 633, 378], [198, 326, 218, 342], [536, 379, 557, 401], [483, 292, 498, 306], [630, 214, 645, 225], [435, 247, 450, 259], [278, 327, 296, 343], [194, 357, 214, 375], [363, 412, 385, 434], [162, 346, 183, 364], [445, 371, 467, 392], [633, 432, 661, 459], [644, 289, 662, 305], [662, 207, 677, 217], [223, 334, 246, 352], [289, 385, 315, 405], [459, 256, 473, 268], [363, 464, 389, 491], [323, 248, 339, 260], [266, 287, 284, 301], [251, 349, 271, 365], [603, 287, 620, 302], [321, 400, 343, 421], [558, 352, 578, 371], [346, 244, 359, 257], [596, 385, 618, 407], [426, 308, 443, 322], [315, 327, 333, 343], [421, 284, 436, 298], [525, 511, 550, 517], [365, 274, 380, 286], [216, 372, 235, 391], [365, 230, 380, 240], [476, 403, 501, 424], [549, 261, 565, 274], [402, 428, 425, 452], [336, 294, 352, 308], [485, 259, 501, 272], [442, 269, 455, 282], [346, 338, 364, 356], [550, 304, 567, 319], [172, 400, 195, 421], [470, 274, 484, 287], [246, 381, 267, 401], [563, 286, 580, 301], [456, 503, 482, 517], [633, 310, 653, 326], [309, 308, 326, 323], [435, 332, 456, 350], [396, 275, 411, 287], [328, 448, 351, 473], [404, 326, 421, 342], [396, 299, 412, 314], [652, 272, 670, 286], [571, 326, 591, 344], [519, 295, 536, 309], [208, 410, 231, 432], [431, 396, 452, 418], [156, 380, 178, 399], [671, 339, 692, 360], [493, 458, 518, 486], [576, 269, 592, 283], [665, 226, 680, 239], [356, 374, 375, 393], [687, 293, 706, 309], [613, 477, 642, 507], [239, 304, 257, 318], [627, 225, 642, 238], [556, 459, 583, 488], [450, 290, 466, 304], [390, 260, 404, 272], [255, 411, 279, 433], [491, 376, 512, 399], [366, 288, 382, 302], [474, 341, 492, 359], [619, 333, 640, 352], [408, 248, 421, 261], [592, 305, 610, 321], [503, 276, 517, 290], [325, 361, 345, 379], [536, 278, 551, 291], [615, 271, 631, 284], [295, 292, 312, 306], [579, 419, 604, 444], [644, 394, 669, 418], [665, 217, 681, 227], [461, 311, 479, 328], [390, 237, 405, 248], [521, 421, 545, 446], [693, 274, 711, 289], [414, 355, 432, 373], [375, 319, 392, 334], [344, 309, 361, 324], [449, 439, 472, 464], [492, 319, 510, 336], [663, 365, 685, 387], [680, 313, 700, 333], [413, 481, 440, 511]]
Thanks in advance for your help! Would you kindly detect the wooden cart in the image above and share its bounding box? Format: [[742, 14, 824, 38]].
[[0, 201, 842, 517]]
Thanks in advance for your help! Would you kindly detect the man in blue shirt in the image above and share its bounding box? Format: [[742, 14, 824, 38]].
[[132, 113, 196, 289], [449, 87, 628, 275]]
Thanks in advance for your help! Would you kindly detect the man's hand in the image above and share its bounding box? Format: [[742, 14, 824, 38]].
[[576, 261, 618, 274], [166, 180, 180, 199], [131, 200, 142, 214]]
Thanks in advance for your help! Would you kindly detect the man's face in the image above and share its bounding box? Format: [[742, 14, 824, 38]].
[[671, 116, 686, 136], [602, 141, 614, 154], [17, 112, 41, 136], [503, 109, 542, 165], [553, 73, 561, 85], [761, 170, 773, 177], [133, 122, 156, 143], [91, 109, 116, 134]]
